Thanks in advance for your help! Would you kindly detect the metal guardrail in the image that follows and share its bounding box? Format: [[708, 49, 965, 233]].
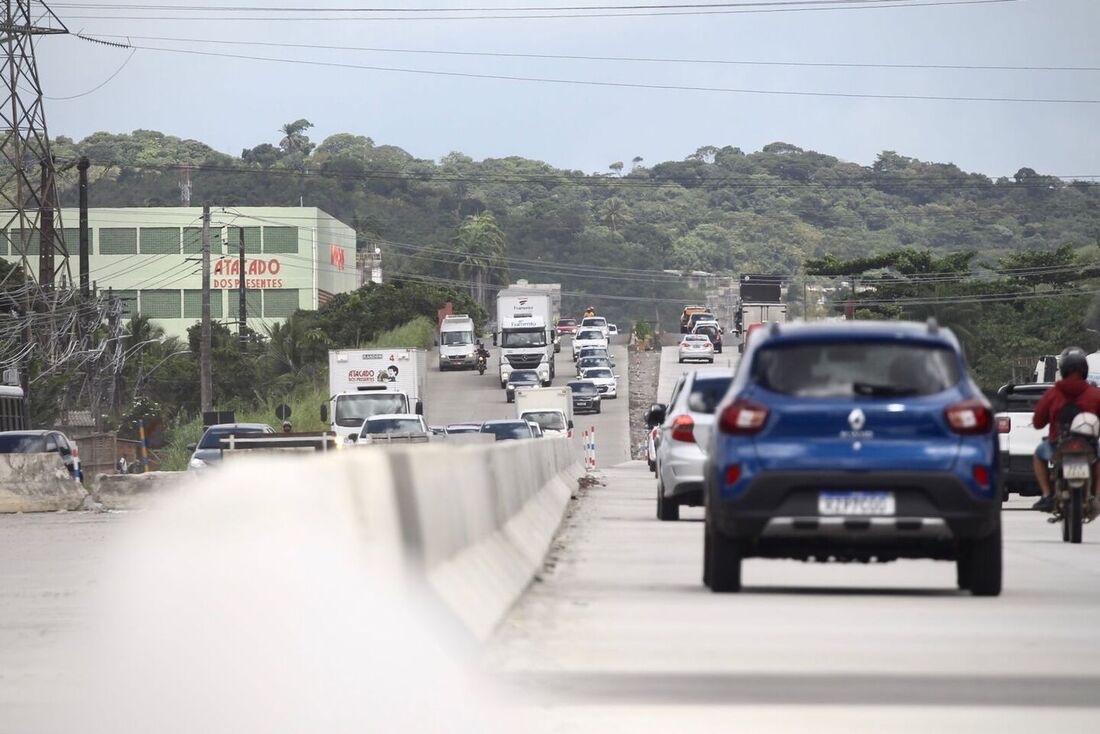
[[219, 433, 340, 453]]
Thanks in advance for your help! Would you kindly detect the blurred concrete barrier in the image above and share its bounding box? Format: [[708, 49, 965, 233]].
[[396, 437, 580, 639], [0, 454, 87, 512], [91, 471, 191, 511]]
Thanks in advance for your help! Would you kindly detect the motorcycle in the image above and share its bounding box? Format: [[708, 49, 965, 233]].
[[1049, 414, 1100, 544], [476, 354, 487, 376]]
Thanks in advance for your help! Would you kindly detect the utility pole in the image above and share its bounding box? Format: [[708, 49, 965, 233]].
[[238, 226, 247, 346], [78, 156, 90, 296], [38, 160, 54, 288], [200, 203, 212, 413]]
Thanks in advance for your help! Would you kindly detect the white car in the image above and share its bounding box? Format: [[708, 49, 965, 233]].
[[580, 317, 610, 338], [573, 329, 609, 360], [678, 333, 714, 363], [580, 366, 618, 398], [608, 323, 619, 336], [996, 383, 1048, 499], [357, 413, 429, 444]]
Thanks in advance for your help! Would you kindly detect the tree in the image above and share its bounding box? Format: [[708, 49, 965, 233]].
[[631, 156, 644, 170], [609, 161, 624, 176], [598, 197, 631, 233], [279, 119, 315, 156], [452, 212, 508, 308]]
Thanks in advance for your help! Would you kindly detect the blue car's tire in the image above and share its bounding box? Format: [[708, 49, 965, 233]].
[[706, 518, 742, 592]]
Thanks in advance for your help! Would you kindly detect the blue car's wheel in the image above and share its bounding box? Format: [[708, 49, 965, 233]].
[[706, 517, 742, 592]]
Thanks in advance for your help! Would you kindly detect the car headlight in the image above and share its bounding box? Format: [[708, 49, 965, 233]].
[[189, 457, 207, 469]]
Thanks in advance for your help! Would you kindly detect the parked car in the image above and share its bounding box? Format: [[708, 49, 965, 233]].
[[556, 317, 578, 336], [648, 370, 735, 520], [678, 334, 715, 364], [576, 355, 613, 376], [693, 321, 724, 354], [580, 367, 619, 398], [506, 369, 542, 403], [703, 320, 1002, 595], [572, 329, 609, 360], [0, 430, 80, 478], [479, 420, 536, 441], [567, 380, 602, 414], [189, 423, 276, 470], [995, 383, 1048, 498]]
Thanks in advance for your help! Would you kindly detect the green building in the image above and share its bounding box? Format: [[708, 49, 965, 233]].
[[1, 207, 357, 337]]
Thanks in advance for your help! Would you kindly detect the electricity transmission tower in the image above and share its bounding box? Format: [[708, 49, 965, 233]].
[[1, 0, 70, 289]]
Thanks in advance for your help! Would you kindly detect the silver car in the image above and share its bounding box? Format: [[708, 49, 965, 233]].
[[678, 333, 714, 363], [188, 423, 275, 470], [649, 370, 734, 521]]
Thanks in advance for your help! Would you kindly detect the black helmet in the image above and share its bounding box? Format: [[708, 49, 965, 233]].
[[1059, 346, 1088, 379]]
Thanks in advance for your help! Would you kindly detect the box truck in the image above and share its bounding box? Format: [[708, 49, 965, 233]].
[[323, 348, 426, 442], [515, 387, 574, 438], [496, 288, 555, 387]]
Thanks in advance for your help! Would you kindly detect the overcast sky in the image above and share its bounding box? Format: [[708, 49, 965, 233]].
[[36, 0, 1100, 178]]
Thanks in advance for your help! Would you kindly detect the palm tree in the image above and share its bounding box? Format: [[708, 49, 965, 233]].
[[452, 212, 507, 308], [264, 315, 330, 386], [598, 197, 631, 233], [279, 119, 315, 155]]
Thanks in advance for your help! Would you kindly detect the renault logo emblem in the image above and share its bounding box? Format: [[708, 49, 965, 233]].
[[848, 408, 866, 431]]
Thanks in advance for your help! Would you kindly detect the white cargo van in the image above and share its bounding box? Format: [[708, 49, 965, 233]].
[[438, 314, 477, 371]]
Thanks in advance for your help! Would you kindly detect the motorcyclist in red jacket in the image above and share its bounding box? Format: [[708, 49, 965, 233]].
[[1031, 347, 1100, 512]]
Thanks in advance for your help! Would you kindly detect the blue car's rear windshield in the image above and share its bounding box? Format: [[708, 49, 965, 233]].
[[753, 341, 960, 398]]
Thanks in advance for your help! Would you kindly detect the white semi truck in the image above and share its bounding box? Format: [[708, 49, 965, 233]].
[[324, 348, 426, 442], [515, 387, 574, 438], [496, 288, 555, 387], [438, 314, 477, 370]]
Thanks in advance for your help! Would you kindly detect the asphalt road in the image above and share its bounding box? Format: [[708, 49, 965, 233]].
[[424, 337, 631, 468], [485, 345, 1100, 730]]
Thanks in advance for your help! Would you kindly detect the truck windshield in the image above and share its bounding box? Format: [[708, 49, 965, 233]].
[[441, 331, 473, 346], [334, 393, 410, 427], [523, 411, 566, 431], [502, 330, 546, 348]]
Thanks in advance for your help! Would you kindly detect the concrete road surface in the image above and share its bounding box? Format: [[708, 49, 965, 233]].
[[424, 338, 631, 468], [484, 344, 1100, 730]]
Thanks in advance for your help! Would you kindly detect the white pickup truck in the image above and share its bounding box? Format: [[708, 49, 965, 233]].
[[995, 383, 1049, 500]]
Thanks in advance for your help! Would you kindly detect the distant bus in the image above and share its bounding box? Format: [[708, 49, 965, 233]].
[[0, 385, 27, 431]]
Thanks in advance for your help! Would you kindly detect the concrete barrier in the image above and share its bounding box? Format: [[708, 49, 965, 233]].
[[89, 438, 580, 640], [91, 471, 192, 511], [0, 454, 87, 512]]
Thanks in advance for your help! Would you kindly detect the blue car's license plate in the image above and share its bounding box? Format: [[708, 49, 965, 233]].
[[818, 491, 896, 516]]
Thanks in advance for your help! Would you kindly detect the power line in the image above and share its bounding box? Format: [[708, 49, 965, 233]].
[[80, 32, 1099, 73], [45, 47, 136, 100], [79, 41, 1098, 104], [49, 0, 980, 11], [55, 0, 1016, 21]]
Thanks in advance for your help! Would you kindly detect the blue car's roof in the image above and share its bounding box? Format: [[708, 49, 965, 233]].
[[754, 320, 961, 351]]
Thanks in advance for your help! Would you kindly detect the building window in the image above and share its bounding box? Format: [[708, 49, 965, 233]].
[[263, 289, 300, 317], [140, 227, 180, 255], [9, 230, 38, 256], [99, 228, 137, 255], [112, 290, 138, 318], [183, 289, 224, 319], [263, 226, 298, 254], [5, 228, 78, 257], [139, 290, 182, 319], [182, 226, 222, 255], [223, 226, 261, 255], [247, 289, 263, 318]]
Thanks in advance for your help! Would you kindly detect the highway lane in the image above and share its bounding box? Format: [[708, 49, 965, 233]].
[[423, 337, 631, 468], [485, 345, 1100, 729]]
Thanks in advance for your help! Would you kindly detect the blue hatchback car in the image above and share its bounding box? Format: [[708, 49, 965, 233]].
[[704, 320, 1001, 596]]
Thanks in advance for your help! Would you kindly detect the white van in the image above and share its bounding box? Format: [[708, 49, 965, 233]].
[[439, 314, 477, 371]]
